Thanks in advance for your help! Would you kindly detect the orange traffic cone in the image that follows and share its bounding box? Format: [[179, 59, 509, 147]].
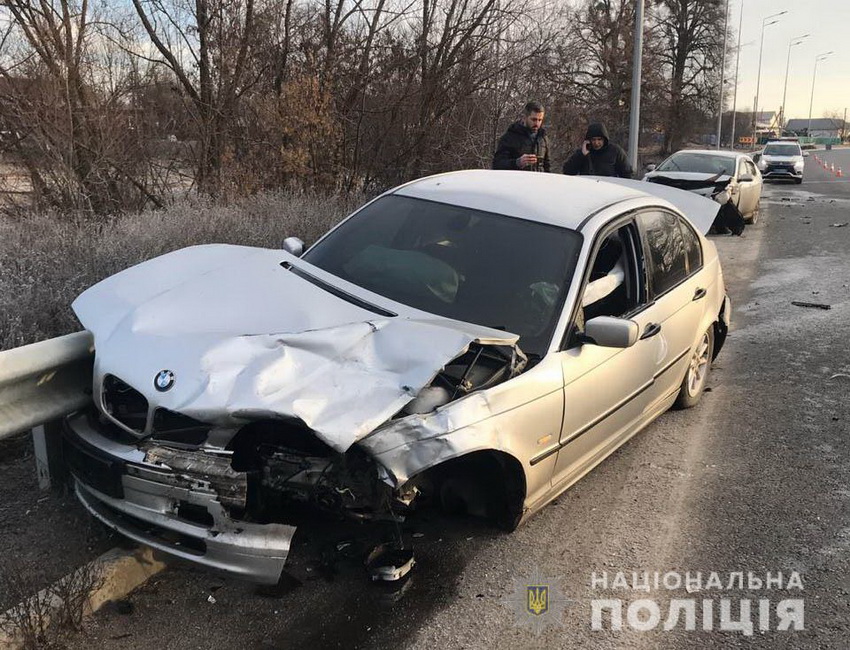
[[837, 167, 843, 178]]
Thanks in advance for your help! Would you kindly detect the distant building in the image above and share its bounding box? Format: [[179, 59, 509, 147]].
[[785, 118, 846, 139], [755, 111, 778, 131]]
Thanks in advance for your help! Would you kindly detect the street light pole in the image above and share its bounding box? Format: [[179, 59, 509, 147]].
[[808, 52, 834, 136], [780, 34, 809, 130], [628, 0, 645, 171], [751, 11, 786, 147], [730, 1, 745, 149], [715, 0, 730, 148]]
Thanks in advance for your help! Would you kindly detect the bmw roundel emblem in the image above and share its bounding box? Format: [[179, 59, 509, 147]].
[[154, 369, 175, 392]]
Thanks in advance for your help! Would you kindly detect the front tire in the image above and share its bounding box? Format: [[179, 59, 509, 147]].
[[674, 327, 714, 409], [794, 178, 803, 184]]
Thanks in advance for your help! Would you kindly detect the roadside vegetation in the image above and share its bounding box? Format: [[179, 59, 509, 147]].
[[0, 192, 359, 349], [0, 0, 733, 349]]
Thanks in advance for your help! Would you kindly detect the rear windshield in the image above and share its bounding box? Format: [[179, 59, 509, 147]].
[[656, 152, 736, 175], [303, 195, 583, 356], [763, 144, 801, 156]]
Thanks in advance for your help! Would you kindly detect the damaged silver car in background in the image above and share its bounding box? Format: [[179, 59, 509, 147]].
[[63, 171, 731, 584]]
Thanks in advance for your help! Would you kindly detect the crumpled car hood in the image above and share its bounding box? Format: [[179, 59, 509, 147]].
[[588, 176, 722, 234], [73, 244, 518, 453]]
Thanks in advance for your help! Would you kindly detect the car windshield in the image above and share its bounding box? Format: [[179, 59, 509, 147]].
[[656, 152, 736, 175], [763, 144, 801, 156], [303, 195, 583, 357]]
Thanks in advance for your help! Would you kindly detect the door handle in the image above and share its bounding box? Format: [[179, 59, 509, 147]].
[[640, 322, 662, 340], [693, 287, 707, 301]]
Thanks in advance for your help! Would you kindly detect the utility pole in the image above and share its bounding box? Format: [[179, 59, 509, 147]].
[[808, 52, 833, 136], [730, 1, 745, 149], [780, 35, 809, 131], [751, 11, 786, 147], [715, 0, 730, 148], [628, 0, 644, 171]]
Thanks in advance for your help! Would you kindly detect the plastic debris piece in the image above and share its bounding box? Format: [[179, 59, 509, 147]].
[[366, 543, 415, 582], [830, 223, 848, 228], [207, 595, 217, 604]]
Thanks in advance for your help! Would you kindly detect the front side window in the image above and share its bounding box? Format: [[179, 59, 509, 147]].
[[303, 195, 583, 357], [581, 223, 642, 322], [639, 211, 688, 296]]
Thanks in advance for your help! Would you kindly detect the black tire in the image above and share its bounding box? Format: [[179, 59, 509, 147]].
[[674, 326, 714, 409], [794, 178, 803, 184]]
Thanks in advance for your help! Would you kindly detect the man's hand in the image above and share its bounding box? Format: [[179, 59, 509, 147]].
[[581, 140, 590, 156], [517, 154, 538, 168]]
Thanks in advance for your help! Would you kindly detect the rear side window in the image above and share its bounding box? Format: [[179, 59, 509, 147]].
[[639, 211, 687, 296], [679, 217, 702, 274]]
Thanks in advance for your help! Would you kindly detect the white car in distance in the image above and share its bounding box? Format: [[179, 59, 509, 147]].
[[643, 150, 763, 224]]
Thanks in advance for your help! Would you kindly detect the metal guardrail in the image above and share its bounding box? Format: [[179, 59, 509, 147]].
[[0, 332, 94, 441]]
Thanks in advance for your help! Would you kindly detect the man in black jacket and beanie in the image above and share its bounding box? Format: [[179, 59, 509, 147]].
[[492, 101, 551, 172], [562, 123, 632, 178]]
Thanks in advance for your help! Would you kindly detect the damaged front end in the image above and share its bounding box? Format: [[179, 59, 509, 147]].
[[645, 174, 746, 235], [63, 336, 526, 584]]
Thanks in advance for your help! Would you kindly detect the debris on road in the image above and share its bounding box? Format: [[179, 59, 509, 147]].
[[829, 373, 850, 381], [830, 222, 848, 228], [207, 594, 217, 604], [791, 301, 832, 310], [366, 543, 415, 582]]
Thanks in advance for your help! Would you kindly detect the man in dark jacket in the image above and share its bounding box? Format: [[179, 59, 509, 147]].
[[562, 123, 632, 178], [492, 101, 551, 172]]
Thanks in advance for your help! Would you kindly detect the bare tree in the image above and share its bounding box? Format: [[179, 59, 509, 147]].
[[130, 0, 258, 194], [0, 1, 166, 213], [652, 0, 726, 153]]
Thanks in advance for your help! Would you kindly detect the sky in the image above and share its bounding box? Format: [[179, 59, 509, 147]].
[[730, 0, 850, 120]]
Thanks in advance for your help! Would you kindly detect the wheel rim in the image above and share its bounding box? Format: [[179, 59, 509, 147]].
[[686, 333, 711, 397]]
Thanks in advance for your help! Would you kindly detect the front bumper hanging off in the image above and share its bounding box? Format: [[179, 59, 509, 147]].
[[63, 411, 295, 584]]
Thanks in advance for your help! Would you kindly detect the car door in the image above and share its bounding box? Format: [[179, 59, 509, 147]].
[[744, 159, 762, 210], [730, 158, 745, 211], [550, 217, 665, 490], [733, 157, 755, 216], [636, 209, 708, 412]]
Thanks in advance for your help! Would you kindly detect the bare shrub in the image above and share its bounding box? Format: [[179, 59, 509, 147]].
[[0, 190, 361, 349], [0, 562, 54, 649], [0, 558, 104, 649]]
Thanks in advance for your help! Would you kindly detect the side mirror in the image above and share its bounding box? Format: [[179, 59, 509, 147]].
[[583, 316, 639, 349], [751, 153, 761, 163], [645, 163, 657, 172], [282, 236, 304, 257], [738, 174, 754, 183]]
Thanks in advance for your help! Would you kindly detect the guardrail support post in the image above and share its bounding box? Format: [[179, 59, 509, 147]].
[[33, 420, 66, 491]]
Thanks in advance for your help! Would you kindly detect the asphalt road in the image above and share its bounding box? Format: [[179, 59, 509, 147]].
[[63, 156, 850, 649]]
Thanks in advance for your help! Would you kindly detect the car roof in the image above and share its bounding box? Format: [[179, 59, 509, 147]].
[[394, 170, 651, 229]]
